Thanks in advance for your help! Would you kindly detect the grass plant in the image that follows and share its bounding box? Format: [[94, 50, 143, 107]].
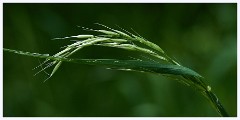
[[3, 23, 229, 116]]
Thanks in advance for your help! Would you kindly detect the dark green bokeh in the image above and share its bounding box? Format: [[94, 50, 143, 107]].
[[3, 3, 236, 117]]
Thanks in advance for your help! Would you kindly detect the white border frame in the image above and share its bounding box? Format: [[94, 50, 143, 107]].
[[1, 1, 238, 120]]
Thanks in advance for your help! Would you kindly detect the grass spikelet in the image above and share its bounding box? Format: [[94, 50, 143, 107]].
[[52, 35, 94, 40], [95, 23, 132, 38]]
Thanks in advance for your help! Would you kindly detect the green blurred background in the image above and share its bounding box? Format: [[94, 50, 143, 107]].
[[3, 3, 237, 117]]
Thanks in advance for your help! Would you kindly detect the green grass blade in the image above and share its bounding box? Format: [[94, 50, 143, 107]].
[[3, 48, 201, 78], [3, 48, 207, 92]]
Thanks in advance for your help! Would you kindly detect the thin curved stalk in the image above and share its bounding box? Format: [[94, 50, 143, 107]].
[[3, 48, 229, 116]]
